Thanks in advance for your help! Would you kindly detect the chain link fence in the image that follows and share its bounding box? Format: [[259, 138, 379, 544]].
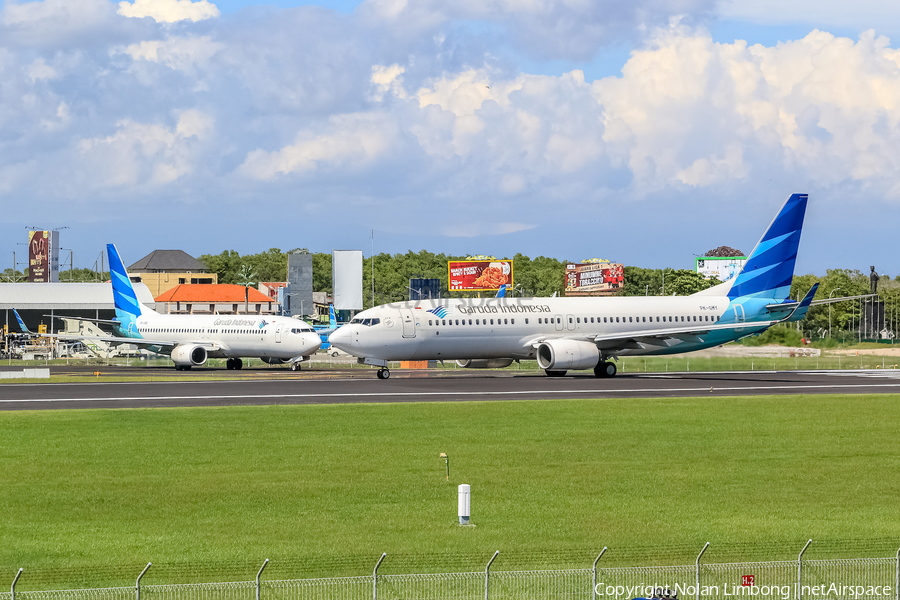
[[4, 551, 899, 600]]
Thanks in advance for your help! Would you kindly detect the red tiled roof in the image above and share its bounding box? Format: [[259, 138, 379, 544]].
[[155, 284, 274, 303]]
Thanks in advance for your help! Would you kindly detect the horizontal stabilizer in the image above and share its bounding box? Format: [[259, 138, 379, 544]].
[[783, 283, 818, 322]]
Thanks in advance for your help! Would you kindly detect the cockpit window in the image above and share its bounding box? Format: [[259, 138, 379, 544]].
[[351, 318, 379, 327]]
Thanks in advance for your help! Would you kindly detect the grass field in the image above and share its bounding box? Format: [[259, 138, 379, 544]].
[[3, 394, 900, 589]]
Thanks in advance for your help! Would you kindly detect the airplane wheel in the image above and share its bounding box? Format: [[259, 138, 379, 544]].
[[377, 368, 390, 379], [594, 361, 617, 378], [291, 362, 301, 371], [225, 359, 234, 370], [545, 370, 567, 377], [235, 358, 243, 370]]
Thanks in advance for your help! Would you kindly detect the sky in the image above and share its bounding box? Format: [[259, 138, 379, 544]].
[[2, 0, 900, 276]]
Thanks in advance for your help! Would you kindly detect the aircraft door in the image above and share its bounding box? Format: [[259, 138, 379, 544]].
[[732, 305, 745, 323], [275, 324, 283, 343], [566, 314, 576, 331], [399, 308, 416, 338], [554, 314, 564, 331]]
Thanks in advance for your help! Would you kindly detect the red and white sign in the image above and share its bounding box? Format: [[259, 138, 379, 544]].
[[741, 575, 755, 587], [564, 262, 623, 296], [448, 260, 513, 291]]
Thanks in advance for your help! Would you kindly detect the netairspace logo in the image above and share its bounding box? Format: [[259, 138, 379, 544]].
[[594, 583, 892, 599], [427, 307, 448, 319]]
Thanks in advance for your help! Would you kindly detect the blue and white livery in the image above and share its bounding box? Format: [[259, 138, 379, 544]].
[[330, 194, 833, 379], [61, 244, 321, 371]]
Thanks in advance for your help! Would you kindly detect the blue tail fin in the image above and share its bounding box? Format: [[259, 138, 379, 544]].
[[107, 244, 145, 319], [12, 308, 30, 334], [727, 193, 808, 301], [495, 284, 507, 298], [329, 304, 337, 329]]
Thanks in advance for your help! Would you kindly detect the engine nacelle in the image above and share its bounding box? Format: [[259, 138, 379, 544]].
[[455, 358, 514, 369], [536, 339, 599, 371], [170, 344, 208, 367]]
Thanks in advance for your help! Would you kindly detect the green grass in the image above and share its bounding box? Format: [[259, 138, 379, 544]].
[[3, 395, 900, 588]]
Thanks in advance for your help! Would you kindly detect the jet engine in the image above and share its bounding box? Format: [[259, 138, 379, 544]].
[[536, 339, 599, 371], [455, 358, 514, 369], [170, 344, 208, 367]]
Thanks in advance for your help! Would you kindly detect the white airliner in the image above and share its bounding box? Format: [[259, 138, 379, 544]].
[[329, 194, 860, 379], [57, 244, 321, 370]]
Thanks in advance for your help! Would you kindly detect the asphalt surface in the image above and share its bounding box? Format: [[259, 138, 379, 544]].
[[1, 366, 900, 410]]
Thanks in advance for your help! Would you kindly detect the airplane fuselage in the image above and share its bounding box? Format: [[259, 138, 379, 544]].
[[118, 313, 321, 361], [330, 295, 769, 362]]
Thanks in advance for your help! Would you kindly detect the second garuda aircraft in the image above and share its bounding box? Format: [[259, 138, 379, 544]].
[[59, 244, 322, 370], [329, 193, 857, 379]]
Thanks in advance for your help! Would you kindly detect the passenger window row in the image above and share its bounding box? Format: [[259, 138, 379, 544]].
[[425, 314, 720, 327]]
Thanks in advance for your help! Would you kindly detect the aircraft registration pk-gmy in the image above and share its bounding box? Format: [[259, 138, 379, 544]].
[[53, 244, 322, 370], [330, 194, 856, 379]]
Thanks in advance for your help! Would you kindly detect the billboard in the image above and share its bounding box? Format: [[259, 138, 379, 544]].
[[448, 260, 512, 291], [695, 256, 746, 282], [333, 250, 363, 310], [28, 230, 59, 283], [564, 262, 623, 296], [285, 253, 313, 317]]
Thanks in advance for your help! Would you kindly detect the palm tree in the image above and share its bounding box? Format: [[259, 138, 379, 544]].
[[237, 265, 257, 314]]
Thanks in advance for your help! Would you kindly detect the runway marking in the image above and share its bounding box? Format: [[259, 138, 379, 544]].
[[5, 382, 900, 403]]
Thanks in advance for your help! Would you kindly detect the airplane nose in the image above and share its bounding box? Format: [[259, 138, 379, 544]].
[[328, 327, 352, 351]]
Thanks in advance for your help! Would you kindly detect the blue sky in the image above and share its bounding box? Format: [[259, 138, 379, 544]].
[[2, 0, 900, 276]]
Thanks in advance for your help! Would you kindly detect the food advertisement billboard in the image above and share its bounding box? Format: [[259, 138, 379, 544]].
[[28, 230, 59, 283], [564, 262, 624, 295], [448, 260, 512, 291]]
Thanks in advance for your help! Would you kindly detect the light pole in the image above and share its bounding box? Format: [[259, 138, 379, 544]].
[[829, 288, 841, 339]]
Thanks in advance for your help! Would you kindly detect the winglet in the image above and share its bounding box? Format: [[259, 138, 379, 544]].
[[12, 308, 30, 334], [784, 283, 819, 322], [495, 284, 507, 298]]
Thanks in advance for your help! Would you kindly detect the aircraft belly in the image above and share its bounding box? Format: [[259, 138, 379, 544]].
[[416, 331, 517, 360]]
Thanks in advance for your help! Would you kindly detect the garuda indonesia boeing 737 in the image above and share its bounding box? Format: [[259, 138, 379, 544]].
[[330, 194, 854, 379], [56, 244, 321, 370]]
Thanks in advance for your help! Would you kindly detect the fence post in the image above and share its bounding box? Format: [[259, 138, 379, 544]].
[[695, 542, 709, 600], [135, 563, 151, 600], [592, 548, 607, 599], [484, 551, 499, 600], [797, 540, 811, 600], [372, 553, 386, 600], [895, 545, 899, 600], [255, 559, 269, 600], [11, 568, 22, 600]]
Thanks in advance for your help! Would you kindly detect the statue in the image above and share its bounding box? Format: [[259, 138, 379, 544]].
[[870, 266, 879, 295]]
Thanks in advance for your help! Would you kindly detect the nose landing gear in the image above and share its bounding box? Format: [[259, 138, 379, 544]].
[[376, 368, 391, 379]]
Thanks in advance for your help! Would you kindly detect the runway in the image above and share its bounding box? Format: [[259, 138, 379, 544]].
[[1, 367, 900, 410]]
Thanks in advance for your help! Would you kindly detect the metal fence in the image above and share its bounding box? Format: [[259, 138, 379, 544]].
[[5, 547, 900, 600]]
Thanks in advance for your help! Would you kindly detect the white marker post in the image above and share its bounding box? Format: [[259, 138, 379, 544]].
[[458, 484, 471, 525]]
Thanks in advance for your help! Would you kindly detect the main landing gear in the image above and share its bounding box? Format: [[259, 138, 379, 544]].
[[376, 368, 391, 379], [593, 361, 617, 378], [226, 358, 244, 370]]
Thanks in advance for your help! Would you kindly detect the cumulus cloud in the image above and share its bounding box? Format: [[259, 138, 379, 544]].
[[77, 110, 214, 187], [239, 113, 399, 179], [117, 0, 220, 23], [1, 0, 122, 48], [121, 36, 223, 71]]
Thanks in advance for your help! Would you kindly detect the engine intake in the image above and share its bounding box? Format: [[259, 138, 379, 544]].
[[170, 344, 208, 367], [455, 358, 514, 369], [536, 339, 599, 371]]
